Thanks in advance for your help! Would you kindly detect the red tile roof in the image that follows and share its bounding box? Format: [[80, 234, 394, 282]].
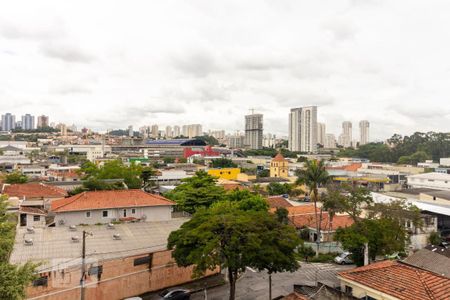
[[2, 183, 68, 199], [326, 163, 362, 172], [18, 206, 46, 215], [272, 153, 287, 162], [285, 205, 354, 231], [267, 196, 294, 209], [51, 189, 175, 212], [282, 292, 309, 300], [339, 260, 450, 300]]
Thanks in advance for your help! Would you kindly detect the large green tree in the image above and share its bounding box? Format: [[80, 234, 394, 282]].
[[0, 195, 37, 299], [80, 160, 143, 189], [168, 200, 300, 300], [267, 182, 292, 196], [4, 172, 28, 184], [211, 158, 237, 168], [164, 170, 226, 214], [296, 160, 330, 256]]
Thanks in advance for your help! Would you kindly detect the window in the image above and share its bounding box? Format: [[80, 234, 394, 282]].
[[33, 276, 48, 287], [123, 209, 127, 217], [102, 210, 109, 218], [134, 254, 153, 267], [33, 215, 40, 222], [132, 208, 136, 214], [86, 211, 91, 218], [344, 286, 353, 295]]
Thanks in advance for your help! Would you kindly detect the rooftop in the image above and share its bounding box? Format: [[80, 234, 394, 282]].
[[2, 183, 68, 198], [404, 248, 450, 278], [51, 189, 175, 212], [408, 172, 450, 180], [267, 196, 294, 209], [420, 190, 450, 201], [272, 153, 287, 162], [9, 219, 188, 271], [338, 260, 450, 300]]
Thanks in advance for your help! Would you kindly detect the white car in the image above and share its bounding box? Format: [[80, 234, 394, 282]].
[[334, 252, 353, 265]]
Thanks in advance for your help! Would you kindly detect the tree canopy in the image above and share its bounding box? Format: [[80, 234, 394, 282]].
[[267, 182, 292, 196], [164, 170, 226, 214], [211, 158, 237, 168], [79, 160, 143, 189], [168, 198, 300, 300], [4, 172, 28, 184]]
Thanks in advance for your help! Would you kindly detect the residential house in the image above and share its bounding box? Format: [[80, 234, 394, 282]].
[[338, 260, 450, 300], [404, 248, 450, 278], [51, 189, 175, 226]]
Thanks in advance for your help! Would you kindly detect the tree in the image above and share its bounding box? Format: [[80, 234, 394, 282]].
[[140, 166, 156, 190], [168, 201, 300, 300], [0, 195, 37, 299], [164, 170, 226, 214], [194, 135, 219, 145], [296, 160, 330, 256], [257, 169, 270, 177], [211, 158, 237, 168], [428, 232, 442, 245], [267, 182, 292, 196], [79, 160, 143, 189], [4, 172, 28, 184], [227, 189, 269, 212], [275, 207, 289, 224]]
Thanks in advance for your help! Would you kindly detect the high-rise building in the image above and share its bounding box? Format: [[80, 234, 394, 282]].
[[37, 115, 49, 128], [263, 133, 276, 148], [173, 125, 180, 137], [60, 124, 68, 136], [288, 106, 317, 153], [324, 134, 337, 149], [341, 121, 352, 148], [182, 125, 189, 137], [128, 125, 133, 137], [1, 113, 16, 131], [359, 120, 370, 146], [227, 135, 245, 148], [165, 126, 173, 138], [21, 114, 35, 130], [188, 124, 202, 138], [210, 130, 225, 140], [151, 125, 159, 138], [245, 113, 263, 149], [317, 122, 326, 146]]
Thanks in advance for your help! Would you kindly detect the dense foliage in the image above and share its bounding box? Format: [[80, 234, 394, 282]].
[[338, 132, 450, 163], [168, 193, 300, 300], [211, 158, 237, 168], [164, 170, 226, 214], [267, 182, 292, 196], [243, 148, 300, 158], [80, 160, 143, 189], [0, 195, 37, 299], [4, 172, 28, 184]]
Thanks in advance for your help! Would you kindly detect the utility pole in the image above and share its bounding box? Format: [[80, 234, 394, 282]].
[[268, 273, 272, 300], [80, 230, 92, 300]]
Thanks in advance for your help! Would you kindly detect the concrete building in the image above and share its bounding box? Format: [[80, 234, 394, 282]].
[[1, 113, 16, 131], [51, 190, 175, 226], [317, 122, 326, 146], [210, 130, 225, 140], [165, 126, 172, 138], [407, 172, 450, 190], [340, 121, 352, 148], [324, 133, 337, 149], [440, 157, 450, 167], [245, 113, 263, 149], [128, 125, 133, 137], [151, 124, 159, 138], [359, 120, 370, 145], [227, 135, 245, 148], [21, 114, 35, 130], [37, 115, 49, 128], [263, 133, 276, 148], [59, 124, 68, 136], [173, 125, 180, 137], [288, 106, 317, 153]]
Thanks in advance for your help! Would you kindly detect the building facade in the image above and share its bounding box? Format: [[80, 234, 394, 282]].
[[21, 114, 35, 130], [37, 115, 49, 128], [245, 113, 263, 149], [317, 122, 326, 146], [270, 153, 289, 178], [341, 121, 352, 148], [1, 113, 16, 131], [288, 106, 317, 153], [359, 120, 370, 145]]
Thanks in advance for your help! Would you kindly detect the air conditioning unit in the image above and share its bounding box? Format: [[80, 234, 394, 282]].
[[107, 223, 115, 229], [113, 233, 121, 240], [24, 238, 33, 245], [69, 225, 77, 231], [27, 227, 35, 233], [71, 236, 80, 243]]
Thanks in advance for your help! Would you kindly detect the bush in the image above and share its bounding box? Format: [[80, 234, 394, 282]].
[[429, 231, 442, 245]]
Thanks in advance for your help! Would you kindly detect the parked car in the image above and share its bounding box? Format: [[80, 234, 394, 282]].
[[159, 289, 190, 300], [334, 252, 353, 265]]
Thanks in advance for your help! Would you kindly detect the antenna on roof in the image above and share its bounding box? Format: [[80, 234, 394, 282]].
[[249, 108, 256, 115]]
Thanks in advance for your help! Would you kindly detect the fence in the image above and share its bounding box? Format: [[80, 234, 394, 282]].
[[304, 242, 343, 254]]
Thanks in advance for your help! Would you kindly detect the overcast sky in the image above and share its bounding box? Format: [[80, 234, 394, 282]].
[[1, 0, 450, 140]]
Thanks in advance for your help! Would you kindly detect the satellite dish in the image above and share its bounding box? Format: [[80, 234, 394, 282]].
[[58, 219, 65, 225]]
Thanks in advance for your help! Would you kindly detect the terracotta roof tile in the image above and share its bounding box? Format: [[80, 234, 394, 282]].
[[18, 206, 46, 215], [2, 183, 67, 199], [282, 292, 309, 300], [51, 189, 175, 212], [290, 212, 354, 231], [267, 196, 294, 209], [272, 153, 287, 162], [339, 261, 450, 300]]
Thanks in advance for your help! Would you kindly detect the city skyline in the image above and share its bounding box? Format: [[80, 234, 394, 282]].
[[1, 1, 450, 140]]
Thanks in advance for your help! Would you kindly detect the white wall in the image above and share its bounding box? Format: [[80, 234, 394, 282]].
[[54, 206, 172, 226]]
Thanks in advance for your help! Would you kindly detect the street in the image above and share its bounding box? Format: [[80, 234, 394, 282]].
[[143, 262, 354, 300]]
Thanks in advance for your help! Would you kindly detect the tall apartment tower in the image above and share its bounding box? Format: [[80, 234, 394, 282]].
[[21, 114, 35, 130], [165, 126, 173, 138], [341, 121, 352, 148], [128, 125, 133, 137], [151, 125, 159, 138], [317, 122, 326, 146], [244, 113, 263, 149], [37, 115, 49, 128], [359, 120, 370, 145], [173, 125, 180, 137], [288, 106, 317, 153], [1, 113, 16, 131]]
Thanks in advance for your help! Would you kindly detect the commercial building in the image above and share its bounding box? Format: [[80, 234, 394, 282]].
[[245, 113, 263, 149], [21, 114, 35, 130], [227, 135, 245, 148], [1, 112, 16, 131], [288, 106, 317, 153], [359, 120, 369, 145], [407, 172, 450, 190], [37, 115, 49, 128]]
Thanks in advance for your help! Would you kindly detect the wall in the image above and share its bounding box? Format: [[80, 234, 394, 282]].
[[407, 176, 450, 190], [54, 206, 172, 226], [339, 278, 398, 300], [207, 168, 241, 180], [26, 250, 218, 300]]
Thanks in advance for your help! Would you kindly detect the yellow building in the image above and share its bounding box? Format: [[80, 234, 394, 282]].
[[208, 168, 241, 180], [270, 153, 289, 178]]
